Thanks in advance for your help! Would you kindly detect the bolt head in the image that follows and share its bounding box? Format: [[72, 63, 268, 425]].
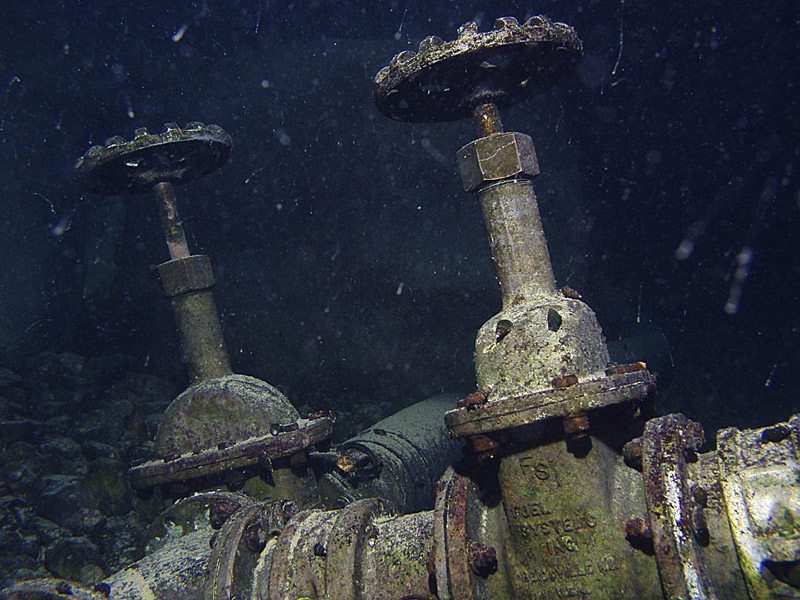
[[457, 132, 539, 192]]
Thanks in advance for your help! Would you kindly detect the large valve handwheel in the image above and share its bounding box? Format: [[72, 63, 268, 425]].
[[373, 15, 583, 123]]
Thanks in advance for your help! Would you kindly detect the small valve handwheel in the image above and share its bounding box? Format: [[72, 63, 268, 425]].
[[75, 122, 232, 195], [373, 16, 583, 123]]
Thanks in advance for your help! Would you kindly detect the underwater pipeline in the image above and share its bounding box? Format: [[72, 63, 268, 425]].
[[2, 14, 798, 600]]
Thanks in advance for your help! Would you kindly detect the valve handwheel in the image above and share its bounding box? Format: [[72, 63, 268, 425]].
[[373, 16, 583, 124], [74, 122, 232, 196]]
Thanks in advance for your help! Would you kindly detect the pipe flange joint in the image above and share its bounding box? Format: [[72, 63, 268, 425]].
[[457, 132, 540, 193], [158, 254, 215, 297]]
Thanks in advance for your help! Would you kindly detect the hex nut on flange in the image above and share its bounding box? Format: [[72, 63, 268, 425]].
[[457, 132, 540, 192]]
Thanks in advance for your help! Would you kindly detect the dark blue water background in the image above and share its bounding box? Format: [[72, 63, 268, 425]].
[[0, 0, 797, 437]]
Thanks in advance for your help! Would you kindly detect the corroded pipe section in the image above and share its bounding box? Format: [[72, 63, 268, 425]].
[[253, 498, 434, 600], [103, 529, 213, 600], [457, 129, 555, 305], [157, 253, 232, 383], [318, 394, 464, 513], [170, 287, 231, 383], [478, 176, 556, 304]]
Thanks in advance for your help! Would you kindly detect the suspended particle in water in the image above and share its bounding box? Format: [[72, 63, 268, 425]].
[[723, 245, 753, 315], [172, 23, 189, 42]]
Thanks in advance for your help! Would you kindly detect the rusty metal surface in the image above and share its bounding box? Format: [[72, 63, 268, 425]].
[[204, 501, 296, 600], [642, 413, 717, 600], [433, 467, 484, 600], [75, 122, 232, 195], [259, 497, 432, 599], [205, 504, 263, 600], [374, 16, 582, 123], [473, 298, 613, 407], [129, 415, 332, 490], [445, 364, 655, 437], [684, 450, 751, 599], [323, 498, 392, 598], [717, 414, 800, 599], [158, 255, 216, 297], [154, 180, 192, 259], [473, 103, 504, 137], [259, 508, 322, 599]]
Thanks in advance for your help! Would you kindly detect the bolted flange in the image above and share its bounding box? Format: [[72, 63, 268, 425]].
[[445, 361, 656, 438], [129, 409, 332, 492]]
